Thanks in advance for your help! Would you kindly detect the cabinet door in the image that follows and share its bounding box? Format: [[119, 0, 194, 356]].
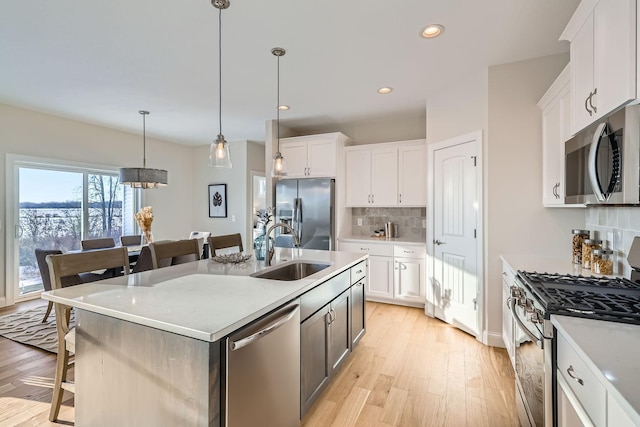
[[329, 289, 350, 373], [366, 256, 394, 300], [398, 144, 426, 206], [593, 0, 636, 120], [279, 140, 308, 178], [307, 138, 336, 177], [345, 150, 372, 207], [570, 12, 595, 134], [300, 305, 330, 415], [393, 256, 425, 303], [542, 84, 570, 206], [350, 279, 366, 346], [370, 147, 398, 206], [557, 378, 590, 427]]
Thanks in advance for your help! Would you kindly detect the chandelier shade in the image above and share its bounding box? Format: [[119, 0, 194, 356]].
[[119, 110, 168, 189]]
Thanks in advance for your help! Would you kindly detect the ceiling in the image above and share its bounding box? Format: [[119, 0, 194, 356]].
[[0, 0, 580, 146]]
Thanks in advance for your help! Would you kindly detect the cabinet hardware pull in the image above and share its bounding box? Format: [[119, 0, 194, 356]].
[[399, 194, 402, 204], [356, 270, 362, 274], [589, 88, 597, 113], [585, 93, 592, 115], [503, 272, 508, 276], [566, 365, 584, 386], [326, 311, 332, 325]]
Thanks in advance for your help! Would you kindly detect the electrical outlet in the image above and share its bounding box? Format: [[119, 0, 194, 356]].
[[422, 219, 427, 228], [231, 215, 236, 222], [357, 218, 363, 226]]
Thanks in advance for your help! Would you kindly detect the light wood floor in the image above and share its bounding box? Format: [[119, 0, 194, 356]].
[[0, 300, 517, 427], [301, 302, 519, 427]]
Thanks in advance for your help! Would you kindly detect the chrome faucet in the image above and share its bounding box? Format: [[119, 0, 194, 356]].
[[265, 222, 301, 266]]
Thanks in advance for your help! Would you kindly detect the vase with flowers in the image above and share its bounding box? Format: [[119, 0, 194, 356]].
[[254, 207, 275, 260], [135, 206, 154, 244]]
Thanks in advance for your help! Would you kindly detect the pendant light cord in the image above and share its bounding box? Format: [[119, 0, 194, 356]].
[[276, 53, 280, 151], [218, 7, 223, 136]]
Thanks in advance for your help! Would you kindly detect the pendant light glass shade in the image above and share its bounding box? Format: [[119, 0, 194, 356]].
[[271, 47, 287, 178], [209, 0, 232, 168], [119, 110, 168, 189]]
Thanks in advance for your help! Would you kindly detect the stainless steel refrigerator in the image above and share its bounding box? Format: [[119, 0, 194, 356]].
[[274, 178, 335, 250]]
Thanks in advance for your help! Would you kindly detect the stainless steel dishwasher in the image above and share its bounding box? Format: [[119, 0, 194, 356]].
[[224, 299, 300, 427]]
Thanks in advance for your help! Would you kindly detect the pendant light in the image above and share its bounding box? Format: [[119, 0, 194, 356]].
[[119, 110, 168, 189], [271, 47, 287, 177], [209, 0, 232, 168]]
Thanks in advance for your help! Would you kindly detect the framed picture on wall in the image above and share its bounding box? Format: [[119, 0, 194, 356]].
[[208, 184, 227, 218]]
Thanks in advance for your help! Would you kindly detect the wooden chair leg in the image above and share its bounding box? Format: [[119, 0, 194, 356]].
[[49, 342, 70, 422], [42, 301, 53, 323]]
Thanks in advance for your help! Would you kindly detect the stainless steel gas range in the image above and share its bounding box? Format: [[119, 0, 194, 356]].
[[508, 270, 640, 427]]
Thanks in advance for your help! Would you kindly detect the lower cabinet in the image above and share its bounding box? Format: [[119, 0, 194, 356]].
[[501, 260, 516, 367], [300, 262, 366, 417], [394, 256, 425, 303]]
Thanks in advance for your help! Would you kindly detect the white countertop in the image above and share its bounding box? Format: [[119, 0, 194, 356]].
[[42, 248, 367, 343], [551, 315, 640, 425], [338, 235, 425, 245]]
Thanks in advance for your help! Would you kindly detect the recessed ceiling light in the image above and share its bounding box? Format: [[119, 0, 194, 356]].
[[378, 87, 393, 94], [278, 105, 289, 110], [421, 24, 444, 38]]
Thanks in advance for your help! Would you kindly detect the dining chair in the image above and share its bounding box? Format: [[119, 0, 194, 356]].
[[149, 239, 201, 269], [120, 234, 142, 246], [189, 231, 211, 259], [45, 247, 130, 422], [81, 237, 116, 250], [208, 233, 243, 257]]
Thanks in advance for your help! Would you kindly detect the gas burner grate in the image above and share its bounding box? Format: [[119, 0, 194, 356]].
[[545, 288, 640, 323], [518, 271, 640, 290]]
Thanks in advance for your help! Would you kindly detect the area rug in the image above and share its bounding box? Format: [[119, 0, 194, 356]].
[[0, 305, 74, 353]]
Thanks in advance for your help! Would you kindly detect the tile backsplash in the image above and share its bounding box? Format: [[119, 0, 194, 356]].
[[351, 207, 426, 240], [585, 206, 640, 277]]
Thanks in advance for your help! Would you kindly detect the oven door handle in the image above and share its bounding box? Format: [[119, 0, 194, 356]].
[[509, 298, 543, 349]]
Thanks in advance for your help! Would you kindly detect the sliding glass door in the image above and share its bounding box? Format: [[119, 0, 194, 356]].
[[14, 164, 134, 298]]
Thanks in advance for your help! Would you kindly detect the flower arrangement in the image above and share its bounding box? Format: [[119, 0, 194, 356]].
[[255, 207, 275, 231], [135, 206, 154, 243]]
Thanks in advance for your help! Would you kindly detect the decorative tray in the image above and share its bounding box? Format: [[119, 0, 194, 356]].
[[211, 253, 252, 264]]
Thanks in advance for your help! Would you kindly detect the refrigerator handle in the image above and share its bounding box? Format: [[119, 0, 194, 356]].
[[295, 197, 303, 245]]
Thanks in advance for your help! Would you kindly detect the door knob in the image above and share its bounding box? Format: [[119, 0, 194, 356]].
[[433, 239, 444, 245]]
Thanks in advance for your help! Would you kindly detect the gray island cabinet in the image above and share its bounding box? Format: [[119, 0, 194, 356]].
[[42, 248, 367, 426]]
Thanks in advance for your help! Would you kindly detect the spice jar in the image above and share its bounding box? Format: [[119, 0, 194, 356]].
[[582, 239, 602, 269], [592, 249, 614, 275], [572, 229, 589, 265]]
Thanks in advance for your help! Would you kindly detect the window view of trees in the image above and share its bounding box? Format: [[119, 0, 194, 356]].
[[18, 169, 125, 295]]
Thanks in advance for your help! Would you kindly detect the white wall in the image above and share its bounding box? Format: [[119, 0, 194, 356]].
[[190, 140, 265, 252], [486, 54, 584, 336]]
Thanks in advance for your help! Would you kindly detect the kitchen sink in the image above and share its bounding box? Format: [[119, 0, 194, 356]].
[[251, 262, 331, 281]]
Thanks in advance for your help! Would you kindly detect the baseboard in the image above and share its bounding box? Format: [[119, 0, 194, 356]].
[[365, 296, 425, 309], [0, 297, 7, 308], [484, 330, 505, 348]]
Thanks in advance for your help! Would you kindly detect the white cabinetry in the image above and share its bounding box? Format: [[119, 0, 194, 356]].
[[501, 260, 516, 367], [538, 65, 573, 207], [338, 240, 425, 307], [560, 0, 636, 134], [279, 133, 350, 178], [344, 140, 426, 207], [555, 327, 638, 427]]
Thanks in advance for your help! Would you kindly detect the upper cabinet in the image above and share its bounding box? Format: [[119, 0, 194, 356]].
[[538, 65, 573, 207], [279, 133, 350, 178], [345, 140, 426, 207], [560, 0, 637, 134]]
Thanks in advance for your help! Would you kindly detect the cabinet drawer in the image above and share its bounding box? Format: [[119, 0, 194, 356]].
[[350, 261, 366, 284], [338, 241, 394, 257], [300, 270, 350, 321], [393, 244, 426, 258], [557, 333, 606, 427]]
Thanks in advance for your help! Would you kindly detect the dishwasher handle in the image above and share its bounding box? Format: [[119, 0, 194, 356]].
[[230, 304, 300, 351]]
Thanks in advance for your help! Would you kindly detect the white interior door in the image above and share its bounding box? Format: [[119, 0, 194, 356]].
[[431, 135, 480, 337]]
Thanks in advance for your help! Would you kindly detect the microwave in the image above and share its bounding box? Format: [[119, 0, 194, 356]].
[[565, 105, 640, 205]]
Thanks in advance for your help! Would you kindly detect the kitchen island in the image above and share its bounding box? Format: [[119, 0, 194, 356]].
[[42, 248, 367, 426]]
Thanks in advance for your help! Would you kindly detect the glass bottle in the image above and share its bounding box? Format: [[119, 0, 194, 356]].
[[571, 229, 589, 265], [582, 239, 602, 269]]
